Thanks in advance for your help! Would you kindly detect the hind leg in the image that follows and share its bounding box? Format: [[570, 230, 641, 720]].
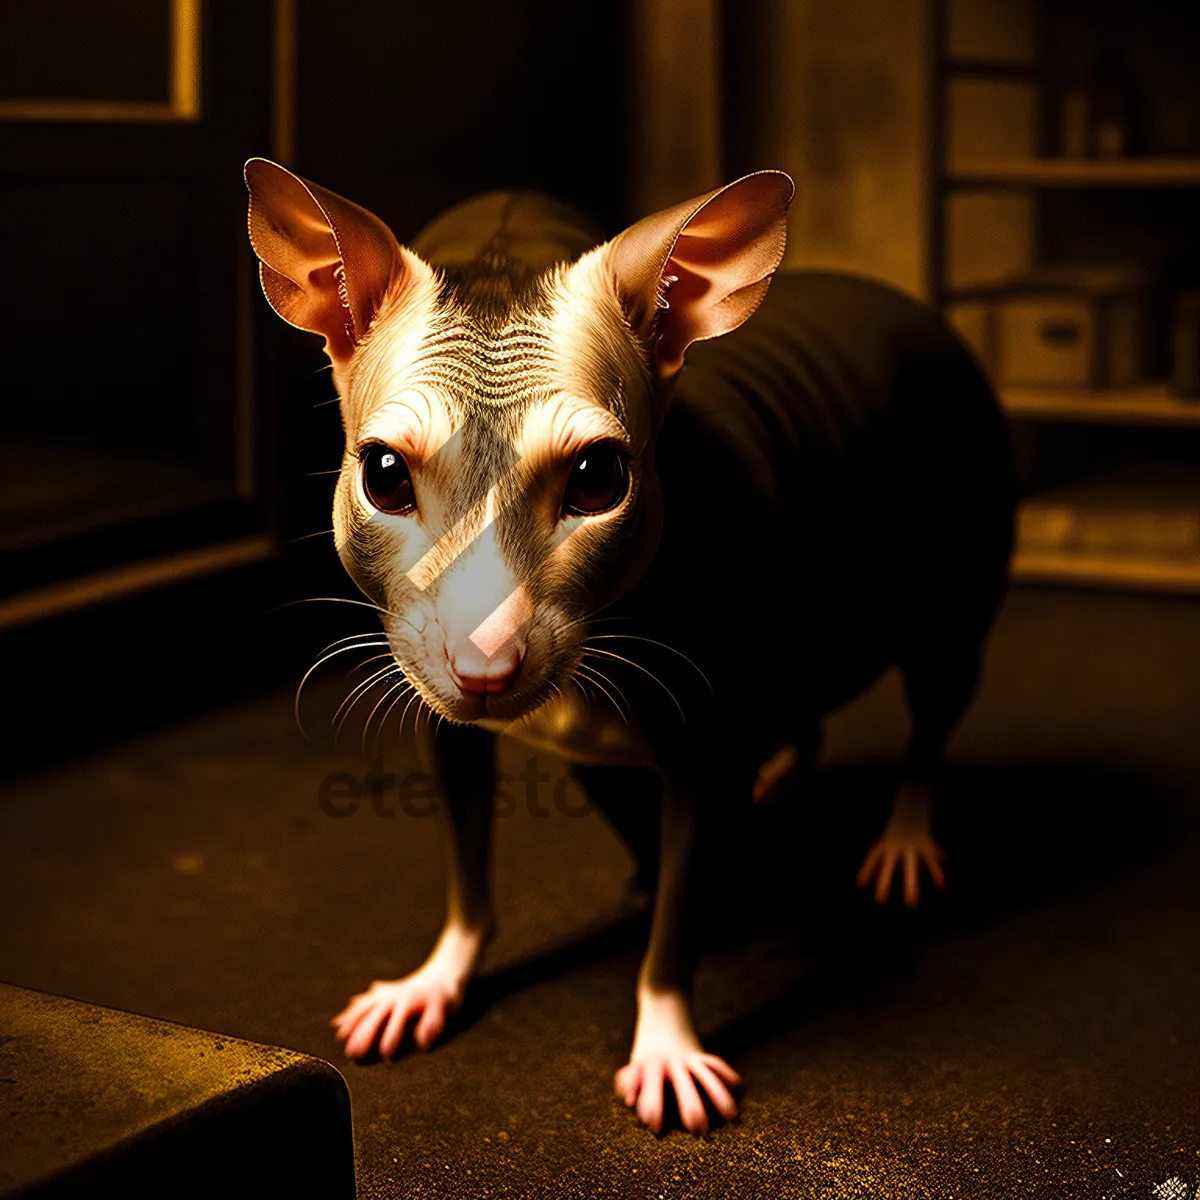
[[857, 646, 982, 907]]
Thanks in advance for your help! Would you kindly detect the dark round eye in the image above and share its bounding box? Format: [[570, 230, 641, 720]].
[[360, 443, 416, 514], [562, 443, 629, 516]]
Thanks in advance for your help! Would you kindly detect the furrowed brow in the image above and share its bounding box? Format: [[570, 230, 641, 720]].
[[515, 396, 629, 463], [356, 391, 455, 464]]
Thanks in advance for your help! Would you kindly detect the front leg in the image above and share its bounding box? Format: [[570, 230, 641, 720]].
[[334, 721, 496, 1060], [614, 774, 742, 1135]]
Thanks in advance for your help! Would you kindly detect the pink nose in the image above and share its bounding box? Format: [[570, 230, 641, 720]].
[[446, 638, 525, 695]]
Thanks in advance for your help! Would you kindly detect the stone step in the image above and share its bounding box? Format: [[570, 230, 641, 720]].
[[0, 983, 355, 1198]]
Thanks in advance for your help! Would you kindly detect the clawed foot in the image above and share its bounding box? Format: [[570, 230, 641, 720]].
[[332, 923, 488, 1061], [616, 989, 741, 1135], [856, 781, 946, 907], [616, 1049, 741, 1135], [857, 834, 946, 907], [333, 972, 464, 1060]]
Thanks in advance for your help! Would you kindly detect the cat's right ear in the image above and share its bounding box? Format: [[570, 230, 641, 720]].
[[244, 159, 432, 388], [604, 171, 793, 384]]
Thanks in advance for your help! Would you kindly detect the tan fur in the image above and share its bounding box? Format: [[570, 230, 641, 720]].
[[325, 237, 663, 729], [247, 163, 801, 1131]]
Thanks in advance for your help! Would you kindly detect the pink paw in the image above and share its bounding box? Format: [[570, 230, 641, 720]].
[[614, 1051, 741, 1135], [857, 835, 946, 907], [332, 975, 464, 1061]]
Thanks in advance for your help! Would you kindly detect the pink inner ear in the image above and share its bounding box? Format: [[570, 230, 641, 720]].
[[245, 159, 409, 370], [653, 173, 792, 377], [246, 162, 354, 362]]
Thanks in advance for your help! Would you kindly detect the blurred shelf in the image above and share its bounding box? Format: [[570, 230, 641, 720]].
[[947, 157, 1200, 188], [1011, 544, 1200, 591], [934, 8, 1200, 598], [1001, 383, 1200, 428], [1013, 492, 1200, 593]]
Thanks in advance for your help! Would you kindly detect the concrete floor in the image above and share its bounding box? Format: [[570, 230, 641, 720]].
[[0, 586, 1197, 1198]]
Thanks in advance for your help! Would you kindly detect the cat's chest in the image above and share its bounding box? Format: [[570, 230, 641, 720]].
[[479, 686, 655, 768]]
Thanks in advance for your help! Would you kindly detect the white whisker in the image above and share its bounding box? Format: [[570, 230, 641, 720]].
[[368, 678, 414, 755], [572, 673, 595, 715], [575, 662, 630, 724], [287, 528, 335, 545], [272, 596, 420, 637], [583, 645, 687, 723], [587, 634, 713, 692], [293, 639, 391, 738], [308, 630, 393, 662], [332, 658, 401, 736], [397, 689, 423, 745], [334, 668, 404, 746]]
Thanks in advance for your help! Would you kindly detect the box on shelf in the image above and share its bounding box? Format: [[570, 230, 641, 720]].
[[960, 267, 1149, 389]]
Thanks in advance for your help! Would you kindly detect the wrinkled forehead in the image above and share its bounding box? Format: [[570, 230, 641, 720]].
[[345, 259, 647, 454], [417, 312, 558, 416]]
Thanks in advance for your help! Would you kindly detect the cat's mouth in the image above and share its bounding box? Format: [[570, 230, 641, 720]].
[[447, 668, 565, 726], [403, 613, 586, 727], [427, 650, 580, 728]]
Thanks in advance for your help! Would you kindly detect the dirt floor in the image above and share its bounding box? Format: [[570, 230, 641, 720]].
[[1, 585, 1197, 1199]]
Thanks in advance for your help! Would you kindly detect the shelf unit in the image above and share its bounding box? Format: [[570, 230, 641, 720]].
[[1009, 544, 1200, 590], [1000, 383, 1200, 428], [947, 157, 1200, 188], [932, 0, 1200, 593]]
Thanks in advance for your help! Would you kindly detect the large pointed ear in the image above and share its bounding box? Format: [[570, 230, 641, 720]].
[[244, 158, 430, 386], [607, 171, 794, 381]]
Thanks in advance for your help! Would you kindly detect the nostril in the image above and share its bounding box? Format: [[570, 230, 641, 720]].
[[447, 639, 525, 695]]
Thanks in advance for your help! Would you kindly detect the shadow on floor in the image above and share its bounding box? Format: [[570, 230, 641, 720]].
[[751, 759, 1175, 927], [394, 760, 1176, 1072]]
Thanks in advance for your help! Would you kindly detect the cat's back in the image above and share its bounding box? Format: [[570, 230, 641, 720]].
[[410, 191, 602, 277]]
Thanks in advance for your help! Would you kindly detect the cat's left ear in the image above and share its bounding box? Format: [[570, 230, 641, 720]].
[[605, 171, 794, 382], [244, 158, 432, 391]]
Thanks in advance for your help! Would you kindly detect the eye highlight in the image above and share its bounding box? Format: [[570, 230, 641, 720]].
[[562, 443, 629, 517], [360, 443, 416, 514]]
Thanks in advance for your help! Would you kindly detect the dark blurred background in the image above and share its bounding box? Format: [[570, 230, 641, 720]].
[[0, 0, 634, 764], [1, 3, 1198, 1197], [4, 0, 1200, 763]]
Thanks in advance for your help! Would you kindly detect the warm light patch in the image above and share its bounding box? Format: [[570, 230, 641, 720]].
[[405, 487, 495, 592], [514, 395, 629, 468], [468, 584, 532, 656]]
